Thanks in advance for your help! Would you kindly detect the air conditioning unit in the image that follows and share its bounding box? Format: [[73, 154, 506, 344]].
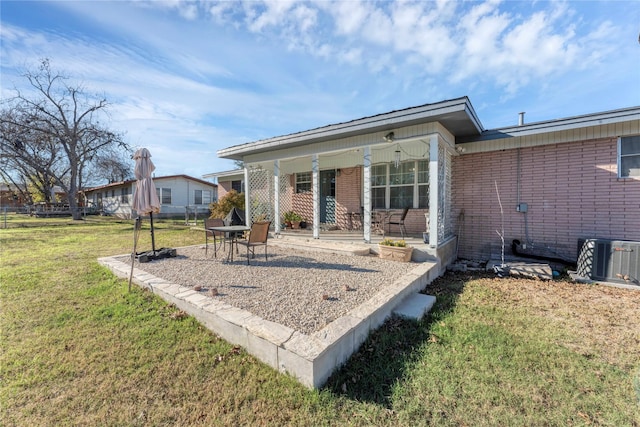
[[577, 239, 640, 286]]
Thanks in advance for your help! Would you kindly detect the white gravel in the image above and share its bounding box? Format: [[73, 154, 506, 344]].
[[117, 244, 416, 334]]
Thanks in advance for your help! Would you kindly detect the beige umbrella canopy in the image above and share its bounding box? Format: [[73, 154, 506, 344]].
[[132, 148, 160, 215]]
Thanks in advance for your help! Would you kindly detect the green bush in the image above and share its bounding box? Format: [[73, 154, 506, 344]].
[[208, 190, 245, 219]]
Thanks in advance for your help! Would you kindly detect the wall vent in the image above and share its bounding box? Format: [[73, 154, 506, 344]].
[[577, 239, 640, 286]]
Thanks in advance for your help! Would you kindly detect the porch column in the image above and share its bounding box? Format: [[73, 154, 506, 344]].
[[428, 137, 438, 247], [244, 167, 251, 226], [363, 146, 372, 243], [312, 154, 320, 239], [273, 160, 280, 234]]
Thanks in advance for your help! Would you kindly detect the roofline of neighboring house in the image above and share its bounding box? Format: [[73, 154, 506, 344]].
[[217, 96, 484, 161], [202, 169, 244, 180], [82, 174, 217, 193], [459, 106, 640, 143]]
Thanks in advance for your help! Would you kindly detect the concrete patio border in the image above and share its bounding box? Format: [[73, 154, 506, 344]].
[[98, 245, 440, 388]]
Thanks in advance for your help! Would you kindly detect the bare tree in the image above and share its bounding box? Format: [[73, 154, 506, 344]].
[[88, 148, 133, 185], [0, 59, 129, 219]]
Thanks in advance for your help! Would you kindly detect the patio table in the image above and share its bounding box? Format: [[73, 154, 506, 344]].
[[207, 225, 250, 262]]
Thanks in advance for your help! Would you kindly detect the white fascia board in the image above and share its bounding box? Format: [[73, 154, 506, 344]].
[[202, 169, 244, 180], [469, 107, 640, 142], [217, 97, 482, 160]]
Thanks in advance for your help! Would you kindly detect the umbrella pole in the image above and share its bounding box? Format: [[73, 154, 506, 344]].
[[149, 212, 157, 254], [129, 216, 142, 292]]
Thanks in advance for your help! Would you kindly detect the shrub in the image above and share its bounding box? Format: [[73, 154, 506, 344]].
[[208, 190, 245, 219]]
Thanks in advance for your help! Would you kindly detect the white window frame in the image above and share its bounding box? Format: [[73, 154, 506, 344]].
[[295, 172, 312, 193], [370, 160, 429, 209], [156, 187, 172, 205], [120, 187, 131, 203], [619, 135, 640, 178], [194, 189, 211, 205], [231, 180, 243, 193]]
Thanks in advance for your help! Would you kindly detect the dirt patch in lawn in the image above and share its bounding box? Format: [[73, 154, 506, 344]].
[[426, 272, 640, 370]]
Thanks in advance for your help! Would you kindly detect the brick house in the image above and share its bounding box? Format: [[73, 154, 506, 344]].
[[208, 97, 639, 265]]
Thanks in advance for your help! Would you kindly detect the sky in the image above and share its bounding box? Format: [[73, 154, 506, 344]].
[[1, 0, 639, 182]]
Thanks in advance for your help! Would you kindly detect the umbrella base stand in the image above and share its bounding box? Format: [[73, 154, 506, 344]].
[[136, 247, 177, 263]]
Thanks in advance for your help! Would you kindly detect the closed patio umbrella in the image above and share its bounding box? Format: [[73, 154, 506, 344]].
[[132, 147, 161, 254], [131, 148, 160, 254], [130, 148, 175, 269], [132, 148, 161, 216]]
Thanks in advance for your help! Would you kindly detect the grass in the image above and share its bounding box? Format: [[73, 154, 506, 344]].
[[1, 213, 639, 426]]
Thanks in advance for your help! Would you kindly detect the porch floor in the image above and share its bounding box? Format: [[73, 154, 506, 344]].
[[274, 228, 437, 262]]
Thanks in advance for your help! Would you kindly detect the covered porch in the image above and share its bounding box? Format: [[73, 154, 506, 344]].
[[212, 98, 483, 260]]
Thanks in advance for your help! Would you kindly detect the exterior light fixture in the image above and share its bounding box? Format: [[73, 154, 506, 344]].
[[384, 132, 395, 142]]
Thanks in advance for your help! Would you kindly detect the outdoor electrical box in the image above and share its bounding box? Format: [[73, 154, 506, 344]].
[[516, 202, 528, 213]]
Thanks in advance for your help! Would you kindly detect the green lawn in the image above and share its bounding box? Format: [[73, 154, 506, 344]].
[[1, 215, 639, 426]]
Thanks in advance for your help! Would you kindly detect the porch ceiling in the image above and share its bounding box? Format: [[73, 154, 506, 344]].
[[218, 97, 482, 161]]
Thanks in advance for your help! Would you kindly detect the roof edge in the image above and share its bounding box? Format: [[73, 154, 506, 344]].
[[82, 174, 216, 192], [460, 106, 640, 143], [217, 97, 482, 159]]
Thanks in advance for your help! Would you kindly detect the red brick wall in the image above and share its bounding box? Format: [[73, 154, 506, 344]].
[[335, 167, 362, 229], [332, 166, 429, 235], [217, 181, 231, 199], [452, 137, 640, 261]]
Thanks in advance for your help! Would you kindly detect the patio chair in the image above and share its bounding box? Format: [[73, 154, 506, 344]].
[[236, 221, 271, 265], [204, 218, 225, 256], [386, 206, 410, 238]]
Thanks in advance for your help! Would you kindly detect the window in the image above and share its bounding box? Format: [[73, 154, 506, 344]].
[[156, 187, 171, 205], [296, 172, 312, 193], [619, 135, 640, 178], [231, 180, 243, 193], [194, 189, 211, 205], [120, 187, 131, 203], [370, 160, 429, 209]]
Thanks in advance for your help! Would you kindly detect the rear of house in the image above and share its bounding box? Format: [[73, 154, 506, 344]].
[[209, 99, 639, 270]]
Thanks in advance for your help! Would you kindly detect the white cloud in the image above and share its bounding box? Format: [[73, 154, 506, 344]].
[[1, 0, 636, 178]]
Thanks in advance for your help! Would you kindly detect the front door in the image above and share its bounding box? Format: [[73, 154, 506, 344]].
[[320, 170, 336, 224]]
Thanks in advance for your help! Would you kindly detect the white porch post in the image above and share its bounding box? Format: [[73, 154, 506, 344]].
[[312, 154, 320, 239], [273, 160, 280, 234], [244, 167, 251, 226], [363, 146, 372, 243], [429, 137, 438, 247]]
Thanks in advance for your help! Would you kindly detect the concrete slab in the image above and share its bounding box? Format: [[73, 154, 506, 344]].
[[393, 294, 436, 321], [98, 246, 442, 389]]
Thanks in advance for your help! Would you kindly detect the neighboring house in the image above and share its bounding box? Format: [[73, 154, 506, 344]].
[[0, 183, 66, 209], [203, 169, 244, 201], [83, 175, 217, 219], [0, 183, 29, 208], [209, 97, 639, 265]]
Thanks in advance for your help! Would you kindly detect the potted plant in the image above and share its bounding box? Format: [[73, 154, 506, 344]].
[[378, 238, 413, 262], [283, 211, 302, 229]]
